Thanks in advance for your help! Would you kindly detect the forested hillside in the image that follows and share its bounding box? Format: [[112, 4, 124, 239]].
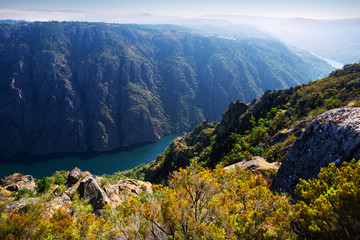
[[123, 63, 360, 183], [0, 21, 331, 159]]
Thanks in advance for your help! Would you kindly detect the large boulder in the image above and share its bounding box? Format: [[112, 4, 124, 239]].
[[77, 175, 109, 210], [271, 107, 360, 196], [225, 156, 280, 182], [66, 167, 82, 186]]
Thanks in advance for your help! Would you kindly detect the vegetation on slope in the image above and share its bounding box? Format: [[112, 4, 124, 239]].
[[121, 63, 360, 183], [1, 160, 359, 239]]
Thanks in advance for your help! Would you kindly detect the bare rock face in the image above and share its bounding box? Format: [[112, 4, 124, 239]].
[[271, 107, 360, 196]]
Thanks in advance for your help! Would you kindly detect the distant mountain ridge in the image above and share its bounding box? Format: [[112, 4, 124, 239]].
[[0, 21, 331, 159]]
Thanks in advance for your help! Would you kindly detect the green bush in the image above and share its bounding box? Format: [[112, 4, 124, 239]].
[[35, 177, 51, 194], [250, 146, 264, 156], [14, 189, 33, 201], [294, 160, 360, 238]]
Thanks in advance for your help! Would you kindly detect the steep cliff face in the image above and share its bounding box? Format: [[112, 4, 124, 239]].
[[0, 22, 330, 159], [214, 100, 248, 137], [271, 107, 360, 195]]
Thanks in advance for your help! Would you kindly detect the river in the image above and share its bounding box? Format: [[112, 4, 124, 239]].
[[0, 134, 180, 179]]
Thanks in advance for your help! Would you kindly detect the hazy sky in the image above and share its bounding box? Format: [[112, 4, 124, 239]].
[[1, 0, 360, 21]]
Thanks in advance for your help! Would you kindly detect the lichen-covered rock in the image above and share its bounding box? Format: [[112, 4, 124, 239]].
[[1, 167, 153, 217], [117, 179, 153, 197], [4, 201, 28, 213], [43, 192, 72, 216], [271, 107, 360, 196], [225, 156, 280, 172], [1, 173, 35, 192]]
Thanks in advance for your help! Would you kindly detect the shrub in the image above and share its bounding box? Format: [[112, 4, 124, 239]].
[[14, 189, 33, 201], [35, 177, 51, 194], [294, 160, 360, 238]]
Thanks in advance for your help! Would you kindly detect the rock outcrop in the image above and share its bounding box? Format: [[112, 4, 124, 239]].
[[271, 107, 360, 196], [0, 173, 35, 192], [225, 156, 280, 172], [65, 167, 153, 211], [43, 192, 72, 216], [225, 156, 280, 182], [1, 167, 153, 215], [117, 179, 153, 196], [215, 101, 248, 137]]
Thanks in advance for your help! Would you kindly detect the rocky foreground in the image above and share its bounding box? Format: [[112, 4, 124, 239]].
[[1, 83, 360, 239], [0, 167, 152, 215]]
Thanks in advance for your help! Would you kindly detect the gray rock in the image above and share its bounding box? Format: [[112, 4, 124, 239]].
[[43, 192, 72, 216], [77, 175, 109, 210], [271, 107, 360, 196], [116, 179, 153, 200], [67, 167, 83, 185]]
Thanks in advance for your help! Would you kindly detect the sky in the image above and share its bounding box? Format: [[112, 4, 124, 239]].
[[1, 0, 360, 22]]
